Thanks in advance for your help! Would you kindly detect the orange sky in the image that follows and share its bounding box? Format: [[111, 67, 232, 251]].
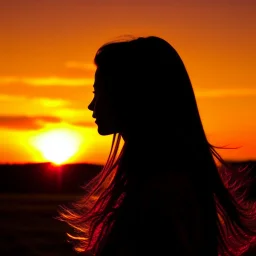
[[0, 0, 256, 165]]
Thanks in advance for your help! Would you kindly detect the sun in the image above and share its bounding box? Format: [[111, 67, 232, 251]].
[[32, 128, 81, 165]]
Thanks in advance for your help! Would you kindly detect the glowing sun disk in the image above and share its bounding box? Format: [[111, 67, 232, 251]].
[[32, 129, 81, 165]]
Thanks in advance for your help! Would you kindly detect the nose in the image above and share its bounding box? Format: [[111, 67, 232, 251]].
[[88, 100, 94, 111], [88, 101, 96, 119]]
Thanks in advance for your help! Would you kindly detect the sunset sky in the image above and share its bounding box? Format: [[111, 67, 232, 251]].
[[1, 0, 255, 165]]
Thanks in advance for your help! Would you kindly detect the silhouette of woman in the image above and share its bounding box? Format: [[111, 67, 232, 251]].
[[59, 36, 256, 256]]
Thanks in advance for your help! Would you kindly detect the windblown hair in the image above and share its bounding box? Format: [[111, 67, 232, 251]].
[[58, 36, 256, 256]]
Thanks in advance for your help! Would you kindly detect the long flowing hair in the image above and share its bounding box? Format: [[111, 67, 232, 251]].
[[58, 36, 256, 256]]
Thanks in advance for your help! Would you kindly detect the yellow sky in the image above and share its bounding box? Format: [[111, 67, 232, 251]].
[[0, 0, 255, 165]]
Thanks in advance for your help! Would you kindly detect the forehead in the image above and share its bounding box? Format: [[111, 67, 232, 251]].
[[95, 68, 100, 77], [94, 68, 110, 91], [93, 68, 102, 88]]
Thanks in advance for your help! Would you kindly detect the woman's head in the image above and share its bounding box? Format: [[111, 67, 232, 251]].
[[88, 36, 201, 142]]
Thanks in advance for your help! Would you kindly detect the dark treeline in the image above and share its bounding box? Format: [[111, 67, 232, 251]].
[[0, 162, 102, 194], [0, 161, 255, 196]]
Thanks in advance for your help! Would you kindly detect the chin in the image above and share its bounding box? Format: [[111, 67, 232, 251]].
[[97, 125, 120, 136], [97, 127, 113, 136], [98, 131, 111, 136]]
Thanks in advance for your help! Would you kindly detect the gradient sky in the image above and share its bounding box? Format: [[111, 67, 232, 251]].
[[1, 0, 256, 165]]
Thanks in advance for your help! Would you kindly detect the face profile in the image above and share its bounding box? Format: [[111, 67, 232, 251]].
[[88, 68, 121, 136]]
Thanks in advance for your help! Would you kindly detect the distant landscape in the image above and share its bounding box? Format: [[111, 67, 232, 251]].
[[1, 162, 102, 256], [1, 161, 256, 255], [0, 162, 103, 194]]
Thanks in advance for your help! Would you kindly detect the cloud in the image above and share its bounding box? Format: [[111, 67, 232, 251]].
[[0, 75, 94, 104], [0, 114, 96, 131], [0, 115, 62, 131], [65, 61, 96, 71], [195, 88, 256, 98], [0, 94, 68, 108], [0, 83, 92, 102], [70, 121, 96, 128], [0, 76, 94, 86], [35, 98, 68, 107]]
